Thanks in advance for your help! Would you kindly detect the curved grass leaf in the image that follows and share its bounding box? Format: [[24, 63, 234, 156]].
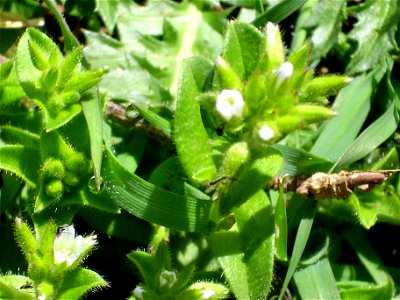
[[135, 105, 172, 138], [174, 57, 217, 185], [311, 67, 386, 161], [103, 148, 212, 232], [294, 258, 341, 300], [332, 94, 399, 172], [0, 145, 40, 188], [252, 0, 307, 28], [278, 199, 317, 300]]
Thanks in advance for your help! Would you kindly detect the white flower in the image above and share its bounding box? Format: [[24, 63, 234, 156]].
[[37, 295, 46, 300], [53, 224, 96, 267], [216, 89, 244, 121], [258, 125, 275, 141], [276, 62, 293, 85], [133, 286, 145, 299], [159, 269, 177, 288], [201, 289, 216, 299]]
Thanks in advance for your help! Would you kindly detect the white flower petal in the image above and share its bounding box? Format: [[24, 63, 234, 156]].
[[277, 62, 293, 85], [258, 125, 275, 141], [216, 89, 244, 121]]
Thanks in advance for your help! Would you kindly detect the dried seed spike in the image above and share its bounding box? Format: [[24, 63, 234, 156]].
[[269, 169, 400, 200]]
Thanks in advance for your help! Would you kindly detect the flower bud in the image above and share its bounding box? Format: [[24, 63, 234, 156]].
[[28, 40, 49, 71], [276, 62, 293, 86], [263, 22, 284, 70], [301, 75, 352, 102], [159, 269, 177, 288], [289, 105, 335, 123], [45, 179, 63, 199]]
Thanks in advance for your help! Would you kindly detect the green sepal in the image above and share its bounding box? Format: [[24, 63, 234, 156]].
[[259, 22, 284, 72], [14, 218, 38, 264], [277, 115, 303, 134], [288, 104, 335, 123], [57, 47, 83, 88], [63, 68, 106, 94], [58, 91, 81, 106], [243, 72, 268, 111], [0, 60, 13, 80], [301, 75, 352, 102], [214, 56, 242, 90], [40, 68, 59, 90], [219, 146, 283, 215], [28, 40, 50, 71]]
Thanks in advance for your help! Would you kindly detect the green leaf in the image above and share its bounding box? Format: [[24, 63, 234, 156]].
[[103, 147, 212, 232], [252, 0, 307, 28], [274, 179, 288, 261], [57, 267, 108, 300], [344, 227, 393, 285], [209, 190, 275, 300], [311, 67, 386, 161], [39, 102, 82, 132], [339, 279, 394, 300], [332, 92, 399, 171], [135, 105, 172, 139], [346, 0, 399, 74], [278, 199, 317, 300], [174, 57, 217, 185], [95, 0, 119, 33], [294, 258, 341, 300], [81, 92, 103, 190], [219, 146, 283, 215], [0, 125, 39, 147], [0, 145, 40, 187], [221, 21, 264, 81], [301, 0, 345, 63], [0, 275, 35, 300]]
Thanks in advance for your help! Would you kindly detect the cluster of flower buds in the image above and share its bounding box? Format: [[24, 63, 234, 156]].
[[211, 22, 350, 144]]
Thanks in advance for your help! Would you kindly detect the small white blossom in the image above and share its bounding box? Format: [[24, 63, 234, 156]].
[[133, 286, 145, 299], [276, 62, 293, 85], [216, 89, 244, 121], [258, 125, 275, 141], [159, 269, 177, 288], [37, 295, 46, 300], [201, 289, 216, 299], [53, 224, 96, 267]]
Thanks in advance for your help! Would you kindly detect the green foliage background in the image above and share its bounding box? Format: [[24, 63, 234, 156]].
[[1, 0, 400, 299]]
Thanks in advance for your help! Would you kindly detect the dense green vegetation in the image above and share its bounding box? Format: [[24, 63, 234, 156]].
[[1, 0, 399, 299]]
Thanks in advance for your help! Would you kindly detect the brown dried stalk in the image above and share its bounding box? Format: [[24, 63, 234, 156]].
[[269, 170, 400, 200], [105, 101, 170, 143]]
